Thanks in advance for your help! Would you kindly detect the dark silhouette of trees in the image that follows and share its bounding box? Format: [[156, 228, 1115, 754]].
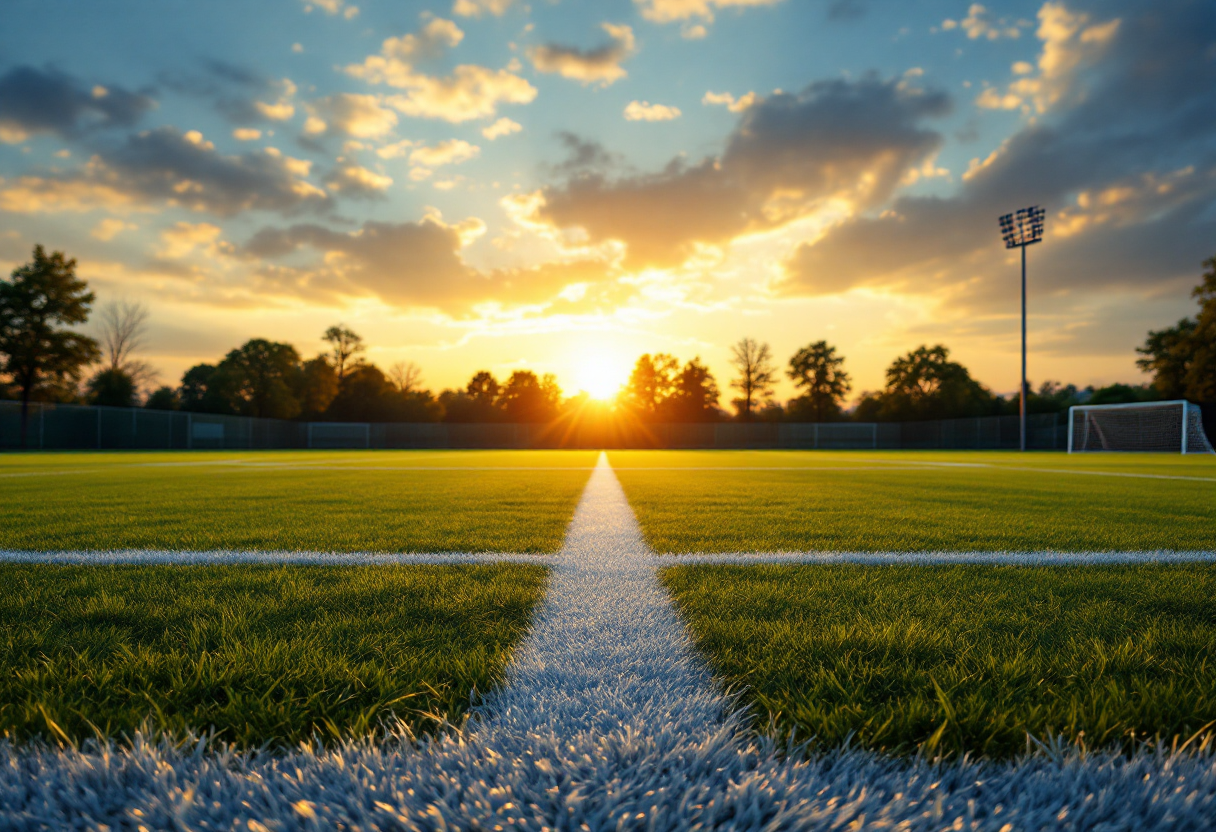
[[621, 353, 679, 416], [787, 340, 851, 422], [297, 356, 339, 418], [0, 246, 100, 444], [729, 338, 776, 421], [659, 358, 721, 421], [323, 325, 365, 385], [499, 370, 562, 422], [87, 368, 138, 407], [854, 344, 994, 422], [218, 339, 302, 419], [145, 386, 180, 411], [440, 370, 505, 422]]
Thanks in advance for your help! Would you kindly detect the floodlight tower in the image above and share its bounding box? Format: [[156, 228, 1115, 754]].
[[998, 206, 1046, 451]]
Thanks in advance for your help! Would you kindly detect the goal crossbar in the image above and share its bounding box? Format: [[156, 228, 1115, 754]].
[[1068, 400, 1214, 454]]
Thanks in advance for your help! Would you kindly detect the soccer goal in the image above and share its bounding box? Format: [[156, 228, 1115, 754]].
[[1067, 401, 1214, 454], [307, 422, 371, 450]]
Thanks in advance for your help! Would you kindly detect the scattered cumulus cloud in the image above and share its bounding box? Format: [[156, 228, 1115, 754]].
[[623, 101, 682, 121], [301, 0, 359, 20], [941, 4, 1021, 40], [90, 218, 138, 241], [482, 117, 522, 140], [232, 127, 262, 140], [304, 93, 398, 139], [702, 90, 758, 112], [346, 17, 536, 122], [409, 139, 480, 167], [253, 79, 297, 121], [452, 0, 514, 17], [324, 164, 393, 197], [528, 23, 636, 86]]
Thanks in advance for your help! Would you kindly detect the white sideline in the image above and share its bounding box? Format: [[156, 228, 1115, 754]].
[[3, 454, 1216, 830], [0, 549, 555, 566], [661, 550, 1216, 565]]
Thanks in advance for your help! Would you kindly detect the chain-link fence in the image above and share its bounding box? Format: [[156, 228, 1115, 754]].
[[0, 400, 1066, 451]]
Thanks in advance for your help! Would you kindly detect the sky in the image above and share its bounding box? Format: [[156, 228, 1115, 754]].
[[1, 0, 1214, 404]]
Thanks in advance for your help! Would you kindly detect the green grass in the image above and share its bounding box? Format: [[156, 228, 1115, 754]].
[[0, 450, 598, 552], [610, 451, 1216, 551], [663, 564, 1216, 759], [0, 563, 547, 747]]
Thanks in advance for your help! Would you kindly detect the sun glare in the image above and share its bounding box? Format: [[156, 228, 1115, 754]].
[[576, 354, 629, 400]]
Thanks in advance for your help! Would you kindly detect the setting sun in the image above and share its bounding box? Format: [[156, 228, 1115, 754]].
[[575, 353, 630, 401]]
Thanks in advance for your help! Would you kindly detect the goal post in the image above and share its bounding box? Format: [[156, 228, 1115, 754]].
[[1067, 400, 1214, 454]]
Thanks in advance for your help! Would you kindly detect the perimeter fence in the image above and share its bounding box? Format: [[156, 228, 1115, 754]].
[[0, 400, 1067, 451]]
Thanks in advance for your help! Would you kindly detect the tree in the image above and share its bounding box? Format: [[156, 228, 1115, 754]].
[[390, 361, 424, 394], [499, 370, 562, 422], [0, 246, 100, 445], [729, 338, 777, 421], [297, 355, 339, 418], [787, 340, 851, 422], [87, 367, 137, 407], [659, 357, 720, 421], [218, 339, 302, 419], [87, 299, 156, 406], [854, 344, 994, 421], [145, 386, 180, 411], [440, 370, 504, 422], [1183, 255, 1216, 406], [323, 325, 365, 385], [620, 353, 679, 416], [1137, 319, 1196, 401]]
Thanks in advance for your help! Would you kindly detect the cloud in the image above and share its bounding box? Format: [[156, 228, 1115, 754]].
[[159, 221, 225, 258], [303, 93, 398, 138], [634, 0, 783, 24], [779, 0, 1216, 314], [346, 18, 536, 122], [452, 0, 514, 17], [324, 164, 393, 197], [941, 4, 1022, 40], [0, 66, 154, 143], [409, 139, 480, 167], [90, 218, 138, 240], [974, 3, 1120, 114], [529, 76, 950, 268], [528, 23, 636, 86], [0, 127, 331, 216], [623, 101, 682, 121], [253, 79, 298, 121], [242, 216, 616, 313], [232, 128, 262, 140], [702, 90, 758, 112], [301, 0, 359, 19], [482, 117, 522, 140]]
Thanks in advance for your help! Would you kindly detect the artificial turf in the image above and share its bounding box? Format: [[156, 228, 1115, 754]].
[[662, 563, 1216, 759], [0, 563, 547, 747], [610, 451, 1216, 552], [0, 450, 597, 552]]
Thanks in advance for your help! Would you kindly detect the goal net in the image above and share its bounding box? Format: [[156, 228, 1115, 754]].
[[1068, 401, 1214, 454], [308, 422, 371, 449]]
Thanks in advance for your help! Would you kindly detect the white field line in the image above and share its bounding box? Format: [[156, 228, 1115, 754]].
[[661, 550, 1216, 565], [0, 549, 555, 566], [4, 453, 1216, 829]]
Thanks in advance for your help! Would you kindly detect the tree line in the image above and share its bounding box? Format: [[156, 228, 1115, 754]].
[[2, 245, 1214, 437]]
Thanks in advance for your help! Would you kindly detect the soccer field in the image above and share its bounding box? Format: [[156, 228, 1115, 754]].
[[0, 450, 597, 553], [610, 450, 1216, 552]]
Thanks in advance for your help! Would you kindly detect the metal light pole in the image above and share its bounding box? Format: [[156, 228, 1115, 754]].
[[998, 206, 1046, 452]]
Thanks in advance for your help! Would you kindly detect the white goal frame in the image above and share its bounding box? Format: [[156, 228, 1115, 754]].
[[1067, 400, 1214, 454]]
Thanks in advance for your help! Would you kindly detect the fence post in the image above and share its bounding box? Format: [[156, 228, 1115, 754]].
[[96, 408, 102, 450], [38, 403, 44, 450], [813, 422, 819, 450], [872, 423, 878, 449]]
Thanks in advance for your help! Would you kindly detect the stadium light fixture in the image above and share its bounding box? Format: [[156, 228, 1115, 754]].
[[998, 206, 1046, 452]]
